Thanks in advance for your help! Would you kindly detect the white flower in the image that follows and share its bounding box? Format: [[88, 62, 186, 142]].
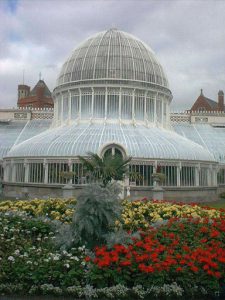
[[70, 256, 79, 261], [14, 250, 20, 256], [26, 261, 32, 264], [8, 256, 15, 262], [53, 255, 60, 261], [64, 263, 70, 268]]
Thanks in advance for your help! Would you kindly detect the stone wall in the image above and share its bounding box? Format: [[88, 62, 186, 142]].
[[3, 183, 219, 202]]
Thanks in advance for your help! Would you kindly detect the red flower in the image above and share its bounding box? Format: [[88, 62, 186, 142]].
[[203, 264, 209, 270], [138, 263, 154, 273], [176, 267, 183, 272], [98, 259, 111, 267], [120, 260, 131, 266], [214, 271, 222, 279], [200, 226, 208, 233], [210, 230, 220, 238], [85, 256, 91, 262], [190, 265, 199, 273]]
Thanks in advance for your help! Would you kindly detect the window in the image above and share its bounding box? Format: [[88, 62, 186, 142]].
[[180, 166, 195, 186], [29, 163, 44, 183], [103, 147, 123, 159]]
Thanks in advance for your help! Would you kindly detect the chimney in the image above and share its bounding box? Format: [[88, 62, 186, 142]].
[[218, 90, 224, 111]]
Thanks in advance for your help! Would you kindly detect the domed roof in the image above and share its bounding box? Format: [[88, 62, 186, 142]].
[[56, 28, 169, 89], [6, 123, 214, 162]]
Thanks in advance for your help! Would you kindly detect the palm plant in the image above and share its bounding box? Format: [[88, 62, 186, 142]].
[[78, 152, 132, 187]]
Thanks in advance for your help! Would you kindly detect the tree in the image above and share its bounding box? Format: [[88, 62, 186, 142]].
[[78, 152, 131, 187]]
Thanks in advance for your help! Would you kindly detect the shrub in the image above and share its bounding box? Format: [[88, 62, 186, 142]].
[[71, 183, 122, 248]]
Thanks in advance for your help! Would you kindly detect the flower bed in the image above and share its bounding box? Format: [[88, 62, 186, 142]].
[[0, 198, 75, 222], [0, 198, 225, 298], [0, 212, 86, 292], [88, 218, 225, 297], [0, 198, 224, 226], [120, 199, 225, 230]]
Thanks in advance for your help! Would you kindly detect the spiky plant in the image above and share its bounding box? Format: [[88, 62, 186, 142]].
[[71, 183, 122, 249]]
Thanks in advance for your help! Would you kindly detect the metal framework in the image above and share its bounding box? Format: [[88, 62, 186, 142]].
[[54, 88, 169, 128], [3, 158, 219, 188]]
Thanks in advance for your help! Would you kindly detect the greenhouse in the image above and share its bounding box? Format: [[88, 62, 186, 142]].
[[2, 29, 220, 201]]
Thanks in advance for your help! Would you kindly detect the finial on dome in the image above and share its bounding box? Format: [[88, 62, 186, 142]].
[[200, 89, 203, 96], [109, 26, 118, 31]]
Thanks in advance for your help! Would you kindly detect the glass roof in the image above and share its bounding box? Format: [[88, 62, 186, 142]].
[[7, 123, 214, 162], [56, 29, 169, 89], [0, 121, 26, 160], [0, 120, 52, 160], [172, 123, 225, 163]]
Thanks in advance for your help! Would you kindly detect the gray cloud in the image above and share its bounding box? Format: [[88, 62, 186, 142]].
[[0, 0, 225, 109]]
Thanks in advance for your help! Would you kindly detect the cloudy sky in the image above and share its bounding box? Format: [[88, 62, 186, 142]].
[[0, 0, 225, 110]]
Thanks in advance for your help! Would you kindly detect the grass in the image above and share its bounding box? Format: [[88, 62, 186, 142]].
[[200, 197, 225, 209]]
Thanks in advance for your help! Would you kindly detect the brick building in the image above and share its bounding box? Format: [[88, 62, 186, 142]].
[[17, 79, 54, 109], [190, 89, 224, 112]]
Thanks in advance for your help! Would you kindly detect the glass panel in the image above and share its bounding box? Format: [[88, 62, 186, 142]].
[[121, 94, 132, 119], [72, 163, 86, 184], [29, 163, 44, 183], [135, 94, 144, 120], [63, 95, 69, 121], [146, 96, 154, 122], [160, 166, 177, 186], [71, 94, 80, 120], [15, 163, 25, 183], [0, 164, 3, 180], [94, 94, 105, 118], [81, 94, 92, 118], [217, 168, 225, 185], [180, 166, 195, 187], [156, 99, 162, 123], [199, 167, 208, 186], [107, 94, 119, 118], [57, 98, 62, 121], [129, 164, 153, 186], [48, 163, 69, 184]]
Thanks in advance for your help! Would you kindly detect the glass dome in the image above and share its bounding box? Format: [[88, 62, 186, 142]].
[[56, 28, 169, 89], [53, 29, 172, 127]]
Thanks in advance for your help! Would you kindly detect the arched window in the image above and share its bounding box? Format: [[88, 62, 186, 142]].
[[103, 146, 123, 159]]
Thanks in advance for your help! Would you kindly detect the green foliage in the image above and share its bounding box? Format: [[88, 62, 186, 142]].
[[71, 183, 122, 248], [78, 152, 131, 187], [219, 192, 225, 199], [59, 171, 75, 181], [152, 172, 166, 183], [106, 228, 140, 249]]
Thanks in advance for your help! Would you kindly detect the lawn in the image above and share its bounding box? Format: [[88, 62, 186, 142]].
[[201, 198, 225, 209]]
